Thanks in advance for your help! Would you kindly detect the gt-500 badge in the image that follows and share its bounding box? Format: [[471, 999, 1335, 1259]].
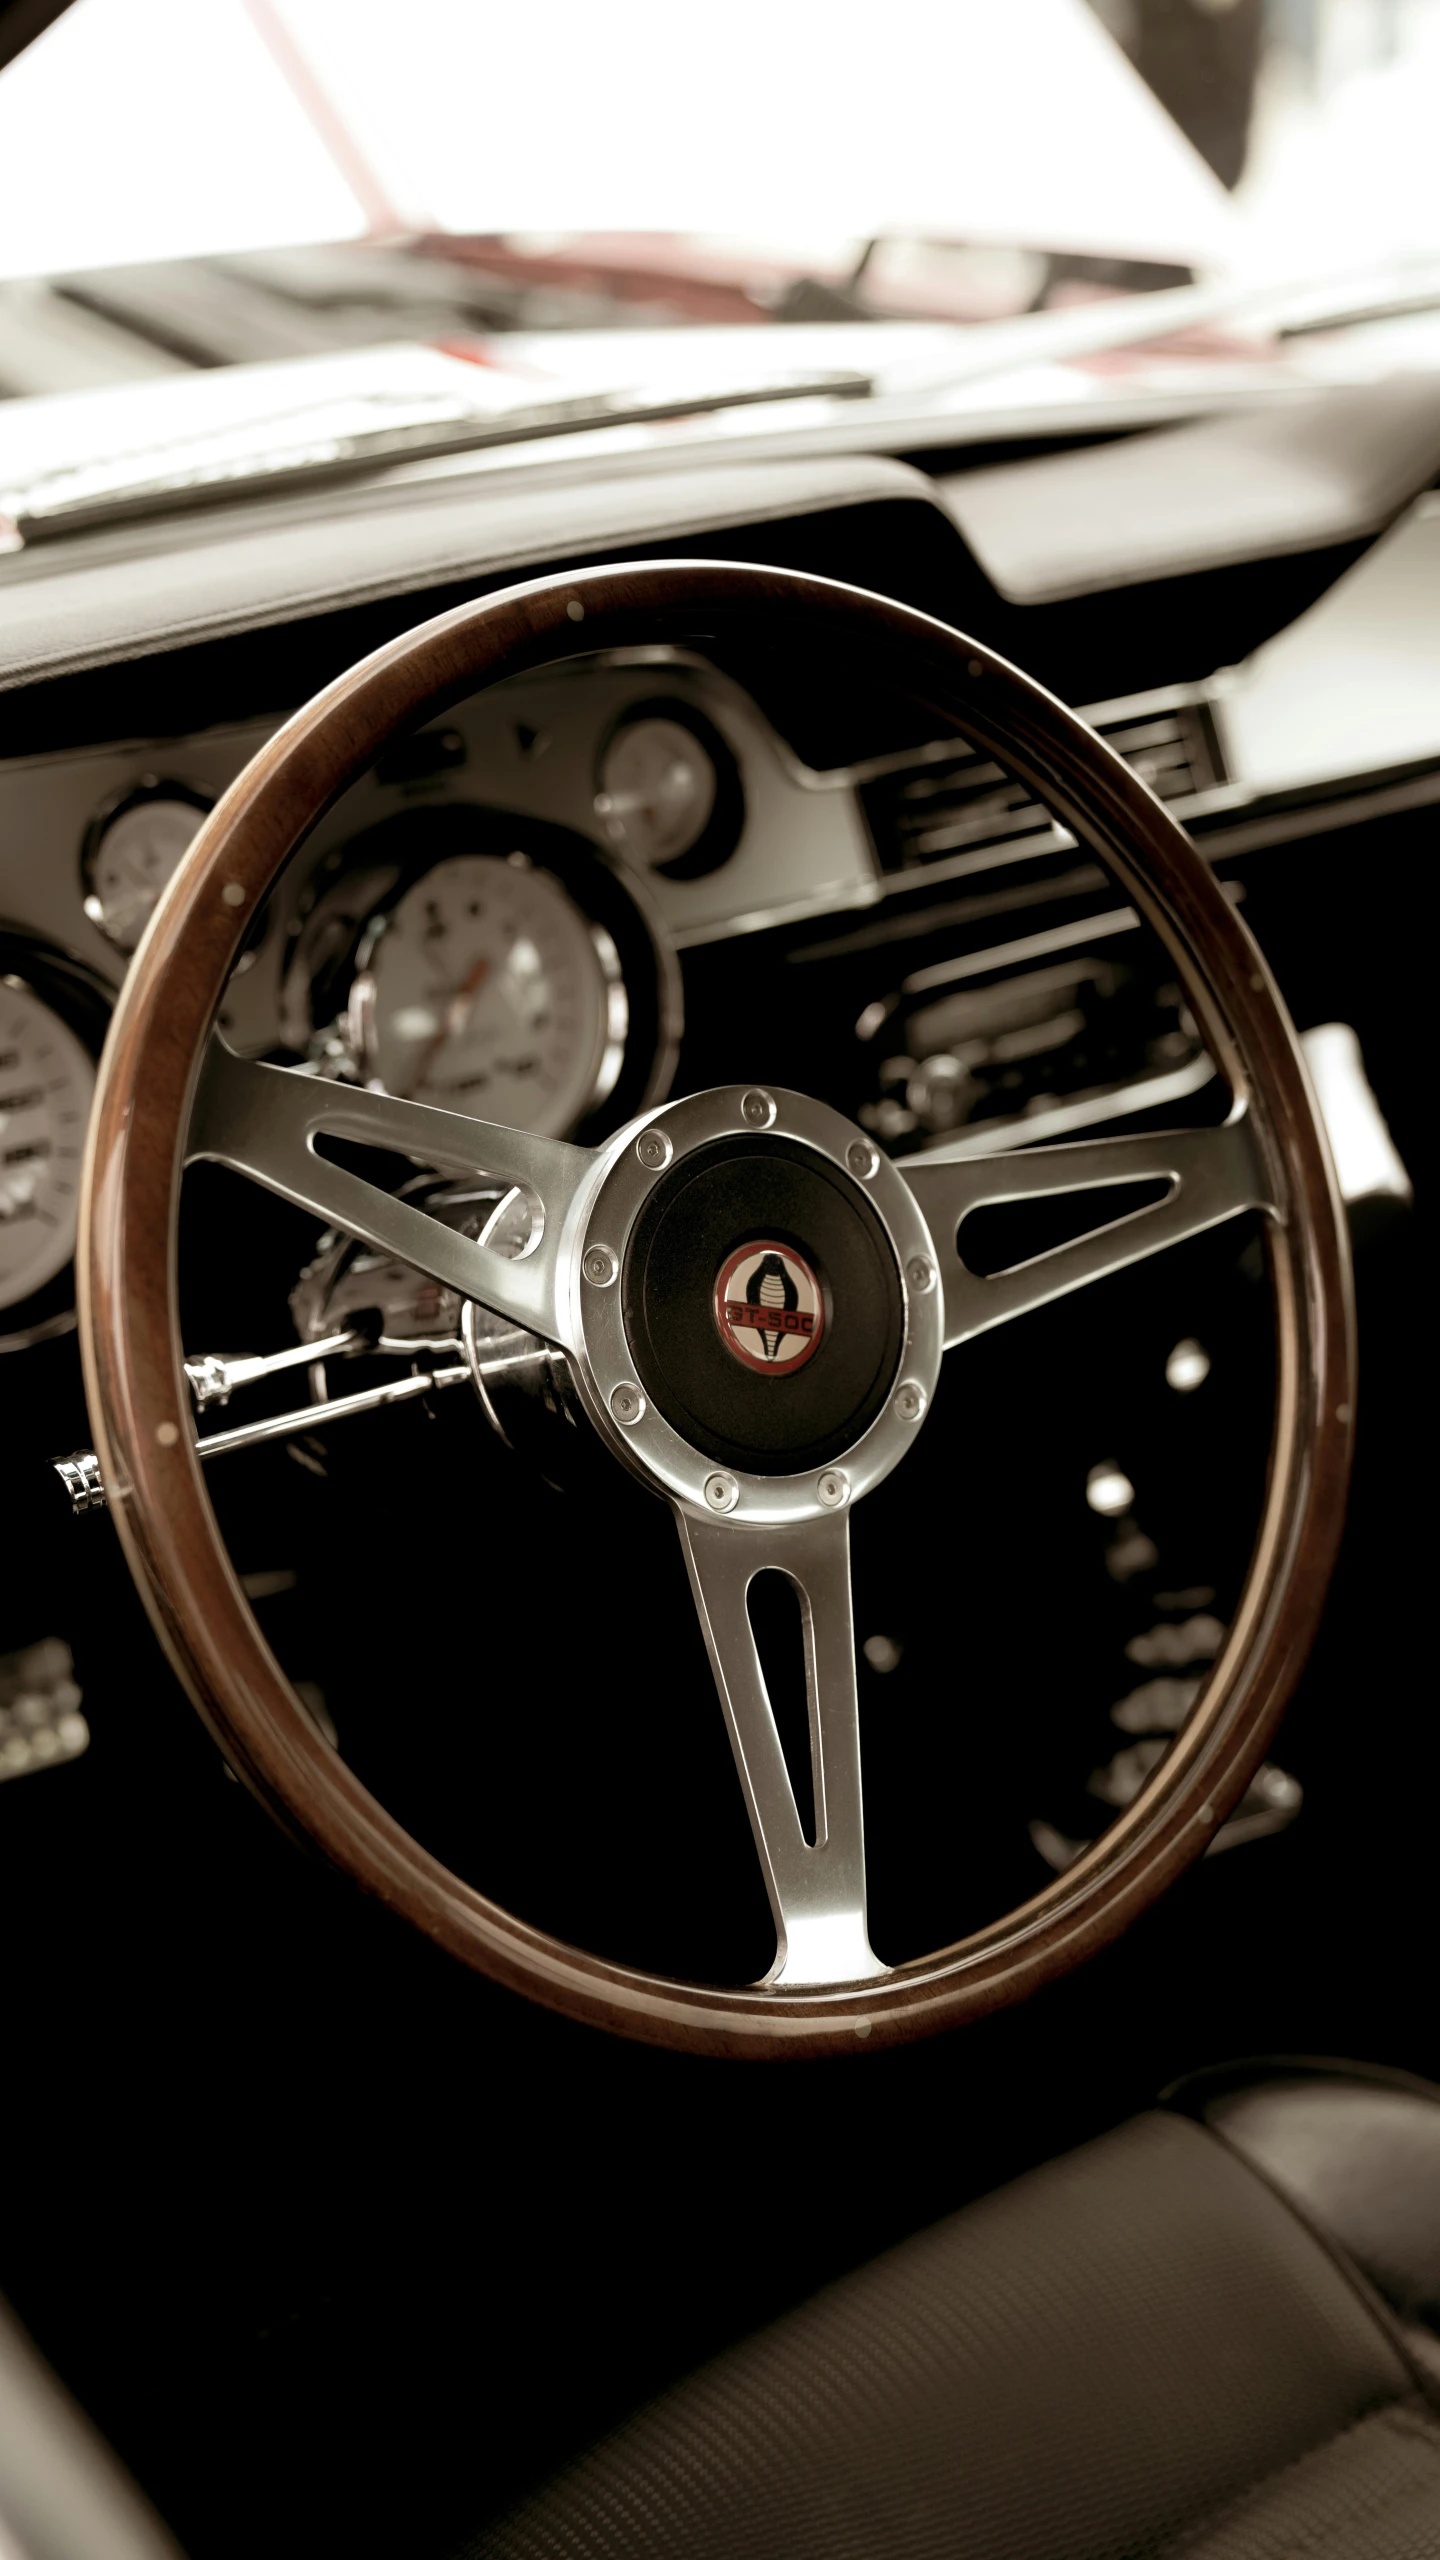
[[714, 1240, 825, 1375]]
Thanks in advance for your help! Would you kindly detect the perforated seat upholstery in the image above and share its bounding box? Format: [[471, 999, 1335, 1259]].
[[460, 2104, 1440, 2560]]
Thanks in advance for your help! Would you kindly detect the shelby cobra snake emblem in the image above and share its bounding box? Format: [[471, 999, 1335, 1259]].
[[713, 1239, 825, 1375]]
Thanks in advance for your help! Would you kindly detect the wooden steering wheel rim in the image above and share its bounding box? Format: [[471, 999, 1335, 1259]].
[[79, 562, 1354, 2057]]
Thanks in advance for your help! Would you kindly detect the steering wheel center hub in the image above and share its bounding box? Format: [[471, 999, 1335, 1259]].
[[570, 1085, 944, 1522], [619, 1134, 902, 1473]]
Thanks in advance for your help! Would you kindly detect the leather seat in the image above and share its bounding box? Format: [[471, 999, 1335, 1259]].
[[463, 2064, 1440, 2560], [1174, 2059, 1440, 2354]]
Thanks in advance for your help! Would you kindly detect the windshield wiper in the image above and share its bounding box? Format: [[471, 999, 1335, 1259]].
[[0, 356, 873, 549], [887, 256, 1440, 403], [8, 254, 1439, 554]]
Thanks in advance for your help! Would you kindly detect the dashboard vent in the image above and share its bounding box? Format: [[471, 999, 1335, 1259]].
[[1094, 702, 1221, 803], [860, 696, 1222, 882]]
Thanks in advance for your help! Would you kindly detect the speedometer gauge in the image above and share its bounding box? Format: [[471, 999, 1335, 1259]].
[[82, 779, 213, 955], [291, 805, 680, 1147], [0, 977, 95, 1316], [355, 854, 626, 1135]]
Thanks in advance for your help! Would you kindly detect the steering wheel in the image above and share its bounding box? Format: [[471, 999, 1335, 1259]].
[[78, 563, 1353, 2056]]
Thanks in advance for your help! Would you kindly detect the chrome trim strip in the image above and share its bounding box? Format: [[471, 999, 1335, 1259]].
[[1190, 763, 1440, 859], [672, 877, 881, 949], [901, 907, 1139, 996], [906, 1052, 1216, 1158]]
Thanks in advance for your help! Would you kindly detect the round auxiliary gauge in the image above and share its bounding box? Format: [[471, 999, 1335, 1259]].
[[595, 699, 743, 881], [0, 938, 109, 1349], [81, 777, 213, 955], [354, 852, 625, 1135]]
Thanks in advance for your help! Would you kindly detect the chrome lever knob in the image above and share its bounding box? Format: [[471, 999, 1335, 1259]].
[[53, 1451, 108, 1516]]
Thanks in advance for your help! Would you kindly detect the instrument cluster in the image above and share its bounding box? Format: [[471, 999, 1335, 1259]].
[[0, 650, 888, 1353]]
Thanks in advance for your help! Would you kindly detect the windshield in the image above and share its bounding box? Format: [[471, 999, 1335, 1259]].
[[2, 0, 1440, 485], [0, 0, 1438, 368]]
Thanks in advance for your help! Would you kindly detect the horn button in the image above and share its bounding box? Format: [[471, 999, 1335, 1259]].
[[621, 1137, 905, 1473]]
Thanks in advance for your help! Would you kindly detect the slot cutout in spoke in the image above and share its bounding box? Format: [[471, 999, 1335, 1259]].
[[311, 1130, 540, 1250], [957, 1177, 1172, 1276], [746, 1570, 815, 1846]]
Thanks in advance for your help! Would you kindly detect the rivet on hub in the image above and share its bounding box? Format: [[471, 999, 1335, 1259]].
[[816, 1468, 850, 1509], [893, 1381, 927, 1424], [906, 1255, 935, 1294], [740, 1089, 776, 1129], [636, 1128, 673, 1171], [609, 1383, 646, 1427], [583, 1245, 617, 1286], [704, 1471, 740, 1514], [846, 1139, 879, 1180]]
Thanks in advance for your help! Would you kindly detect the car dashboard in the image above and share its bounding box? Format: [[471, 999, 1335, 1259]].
[[0, 427, 1429, 2560], [2, 466, 1429, 1350]]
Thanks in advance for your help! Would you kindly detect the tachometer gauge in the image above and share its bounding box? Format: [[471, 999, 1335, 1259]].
[[596, 700, 742, 880], [355, 853, 626, 1135], [0, 972, 97, 1328], [82, 778, 213, 955]]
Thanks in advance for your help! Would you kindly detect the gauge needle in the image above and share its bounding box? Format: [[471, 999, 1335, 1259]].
[[404, 956, 489, 1098]]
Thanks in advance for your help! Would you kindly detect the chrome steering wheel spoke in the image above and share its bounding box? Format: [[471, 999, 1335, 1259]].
[[188, 1037, 592, 1348], [903, 1113, 1274, 1351], [676, 1504, 885, 1989]]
